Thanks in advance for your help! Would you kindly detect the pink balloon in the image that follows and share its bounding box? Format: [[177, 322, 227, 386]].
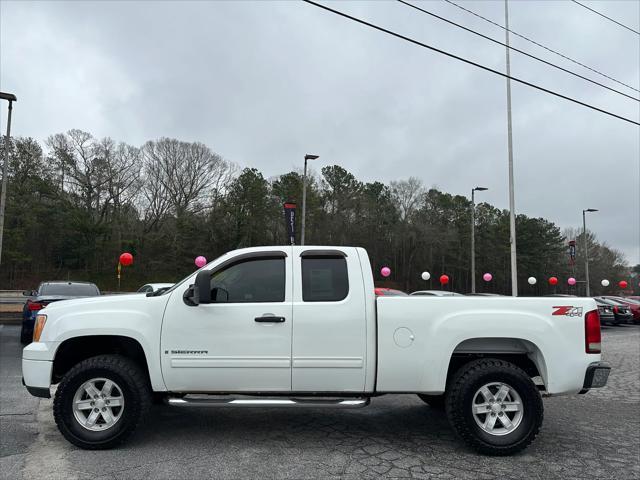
[[483, 273, 492, 282], [568, 277, 576, 286], [381, 267, 391, 277], [195, 256, 207, 268]]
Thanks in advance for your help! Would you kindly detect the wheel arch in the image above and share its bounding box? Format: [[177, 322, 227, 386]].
[[52, 335, 162, 390], [445, 337, 549, 391]]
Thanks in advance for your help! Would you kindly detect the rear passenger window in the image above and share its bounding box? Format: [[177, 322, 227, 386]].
[[302, 257, 349, 302]]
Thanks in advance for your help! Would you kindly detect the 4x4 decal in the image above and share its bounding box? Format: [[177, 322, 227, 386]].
[[552, 306, 583, 317]]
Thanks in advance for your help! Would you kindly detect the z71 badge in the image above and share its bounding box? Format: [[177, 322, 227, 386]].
[[552, 306, 583, 317]]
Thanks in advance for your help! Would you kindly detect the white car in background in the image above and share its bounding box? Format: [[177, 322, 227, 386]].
[[136, 283, 174, 294]]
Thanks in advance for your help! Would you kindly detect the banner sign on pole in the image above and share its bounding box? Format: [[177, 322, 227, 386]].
[[284, 202, 296, 245], [568, 240, 576, 265]]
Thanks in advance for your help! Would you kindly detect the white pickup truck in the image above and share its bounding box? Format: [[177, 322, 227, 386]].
[[22, 246, 610, 455]]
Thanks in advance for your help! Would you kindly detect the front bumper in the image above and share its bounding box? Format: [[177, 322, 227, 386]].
[[22, 342, 55, 399], [580, 361, 611, 393], [22, 377, 50, 398]]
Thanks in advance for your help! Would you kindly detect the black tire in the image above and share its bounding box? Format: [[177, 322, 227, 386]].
[[20, 326, 32, 344], [53, 354, 151, 450], [417, 394, 445, 409], [445, 358, 543, 456]]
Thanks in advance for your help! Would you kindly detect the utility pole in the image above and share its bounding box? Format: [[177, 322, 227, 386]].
[[504, 0, 518, 296], [0, 92, 17, 266], [471, 186, 488, 293], [301, 154, 319, 245]]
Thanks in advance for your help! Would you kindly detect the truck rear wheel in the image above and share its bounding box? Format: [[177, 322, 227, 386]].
[[53, 354, 151, 449], [445, 358, 543, 456]]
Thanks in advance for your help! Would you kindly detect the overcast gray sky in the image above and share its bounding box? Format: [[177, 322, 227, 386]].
[[1, 0, 639, 264]]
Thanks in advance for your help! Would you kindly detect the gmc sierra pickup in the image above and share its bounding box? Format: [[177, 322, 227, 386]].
[[22, 246, 610, 455]]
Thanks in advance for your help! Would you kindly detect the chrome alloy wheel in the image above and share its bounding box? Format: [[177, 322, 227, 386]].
[[472, 382, 524, 436], [72, 378, 125, 431]]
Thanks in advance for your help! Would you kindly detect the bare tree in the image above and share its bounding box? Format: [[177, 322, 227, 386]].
[[47, 130, 111, 220], [390, 177, 424, 221], [140, 138, 231, 228]]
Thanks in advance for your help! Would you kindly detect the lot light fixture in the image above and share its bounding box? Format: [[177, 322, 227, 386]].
[[0, 91, 17, 265], [582, 208, 598, 296]]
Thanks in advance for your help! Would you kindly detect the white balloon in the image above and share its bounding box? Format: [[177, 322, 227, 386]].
[[527, 277, 537, 285], [421, 271, 431, 281], [601, 279, 610, 287]]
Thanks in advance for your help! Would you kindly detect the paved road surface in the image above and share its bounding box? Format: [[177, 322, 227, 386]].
[[1, 324, 638, 480]]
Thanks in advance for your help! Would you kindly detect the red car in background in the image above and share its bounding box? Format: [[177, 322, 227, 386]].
[[374, 288, 408, 297], [602, 296, 640, 324]]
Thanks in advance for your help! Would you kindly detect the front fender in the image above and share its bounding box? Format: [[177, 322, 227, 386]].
[[32, 296, 168, 391]]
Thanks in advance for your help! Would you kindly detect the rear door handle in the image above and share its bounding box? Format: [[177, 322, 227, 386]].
[[254, 316, 285, 323]]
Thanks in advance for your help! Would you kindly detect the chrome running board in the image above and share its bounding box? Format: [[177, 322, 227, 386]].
[[166, 395, 370, 408]]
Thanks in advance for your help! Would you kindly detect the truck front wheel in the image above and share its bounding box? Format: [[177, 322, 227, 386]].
[[53, 355, 151, 449], [445, 358, 543, 456]]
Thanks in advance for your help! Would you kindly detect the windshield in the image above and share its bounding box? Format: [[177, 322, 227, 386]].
[[152, 253, 227, 296], [39, 283, 100, 296]]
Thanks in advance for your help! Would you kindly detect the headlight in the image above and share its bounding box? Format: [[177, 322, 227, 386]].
[[33, 314, 47, 342]]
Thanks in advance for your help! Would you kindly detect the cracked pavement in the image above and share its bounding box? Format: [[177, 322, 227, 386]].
[[1, 324, 639, 479]]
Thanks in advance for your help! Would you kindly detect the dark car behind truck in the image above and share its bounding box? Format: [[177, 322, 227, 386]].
[[21, 281, 100, 343]]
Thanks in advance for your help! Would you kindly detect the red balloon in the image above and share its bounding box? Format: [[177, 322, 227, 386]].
[[119, 252, 133, 266], [548, 276, 558, 286], [619, 280, 628, 289], [439, 274, 449, 285]]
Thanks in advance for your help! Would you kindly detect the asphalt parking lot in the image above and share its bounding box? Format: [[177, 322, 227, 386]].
[[1, 324, 639, 480]]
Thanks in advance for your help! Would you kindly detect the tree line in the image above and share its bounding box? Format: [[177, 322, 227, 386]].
[[0, 131, 634, 295]]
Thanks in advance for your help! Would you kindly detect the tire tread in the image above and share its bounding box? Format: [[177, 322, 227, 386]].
[[445, 358, 543, 456], [53, 354, 151, 450]]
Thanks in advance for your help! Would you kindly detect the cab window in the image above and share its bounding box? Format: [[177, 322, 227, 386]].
[[210, 257, 285, 303], [302, 257, 349, 302]]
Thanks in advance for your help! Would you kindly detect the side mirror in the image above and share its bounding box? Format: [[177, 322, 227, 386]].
[[23, 290, 34, 296], [193, 270, 212, 305]]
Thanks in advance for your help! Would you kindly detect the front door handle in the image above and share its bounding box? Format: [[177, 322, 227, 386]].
[[254, 316, 285, 323]]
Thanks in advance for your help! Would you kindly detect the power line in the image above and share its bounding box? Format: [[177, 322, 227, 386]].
[[397, 0, 638, 102], [302, 0, 640, 126], [571, 0, 640, 35], [444, 0, 639, 93]]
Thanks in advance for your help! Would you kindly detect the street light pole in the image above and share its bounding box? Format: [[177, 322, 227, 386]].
[[504, 0, 518, 297], [471, 186, 488, 293], [301, 154, 319, 246], [0, 92, 17, 266], [583, 208, 598, 296]]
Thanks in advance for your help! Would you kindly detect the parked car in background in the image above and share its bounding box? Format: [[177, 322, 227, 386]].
[[137, 283, 174, 295], [21, 281, 100, 344], [595, 297, 634, 325], [466, 293, 504, 296], [601, 296, 640, 323], [593, 298, 617, 326], [410, 290, 464, 297], [374, 288, 408, 297]]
